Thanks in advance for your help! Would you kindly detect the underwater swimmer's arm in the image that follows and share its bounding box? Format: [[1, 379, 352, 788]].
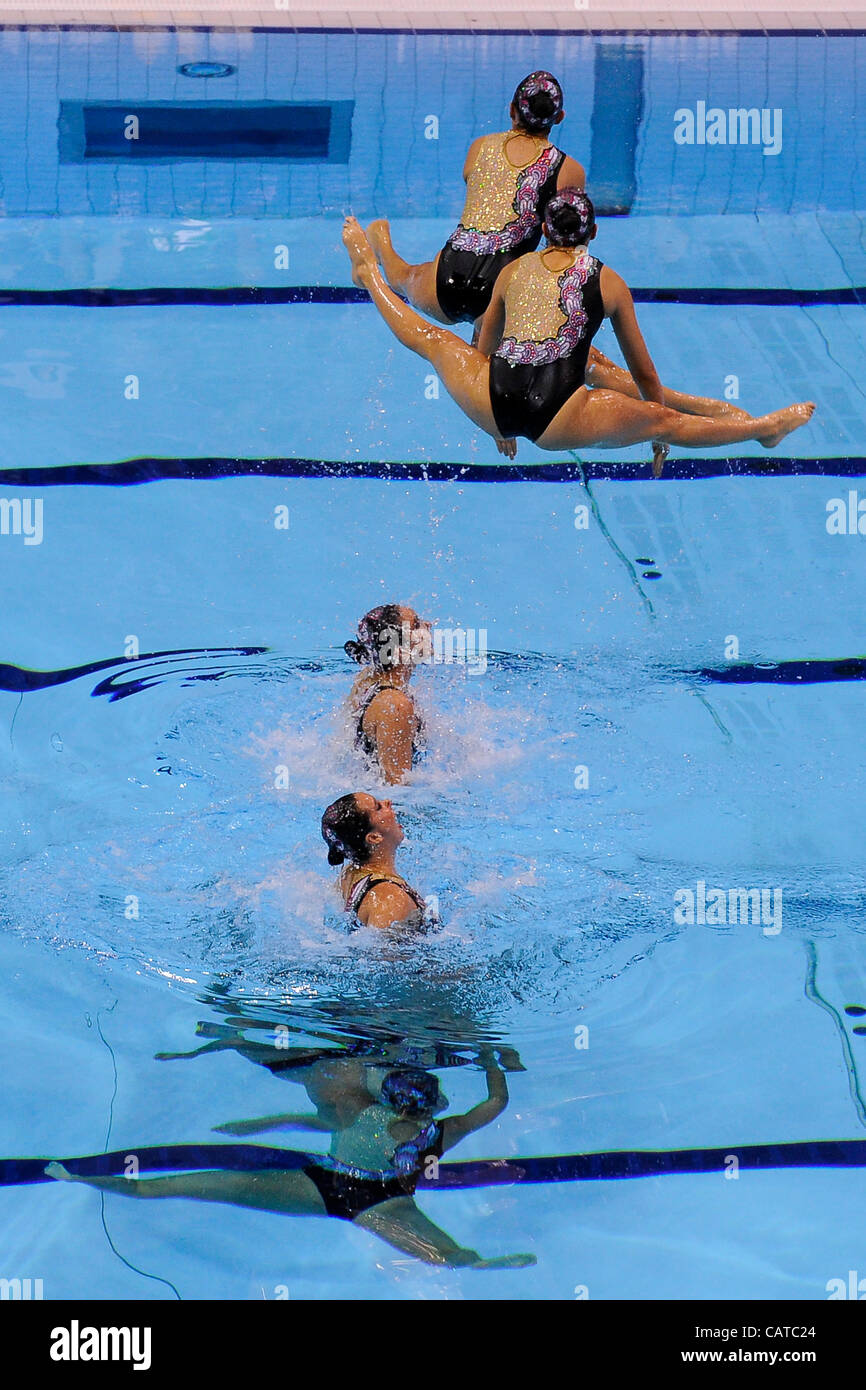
[[212, 1113, 335, 1136], [438, 1055, 509, 1152]]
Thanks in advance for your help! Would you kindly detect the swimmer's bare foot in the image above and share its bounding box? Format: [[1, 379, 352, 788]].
[[45, 1161, 76, 1181], [758, 402, 815, 449], [342, 216, 377, 290], [469, 1253, 538, 1269], [366, 219, 392, 266], [652, 441, 669, 477]]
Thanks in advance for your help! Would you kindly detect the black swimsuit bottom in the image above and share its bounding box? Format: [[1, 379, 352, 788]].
[[304, 1122, 446, 1222], [435, 145, 565, 324], [435, 237, 539, 325], [303, 1163, 409, 1221], [489, 347, 594, 443]]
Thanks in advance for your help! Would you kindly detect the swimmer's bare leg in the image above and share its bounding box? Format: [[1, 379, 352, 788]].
[[586, 349, 753, 418], [366, 220, 453, 325], [355, 1195, 536, 1269], [344, 217, 499, 441], [536, 387, 815, 453], [45, 1162, 325, 1216]]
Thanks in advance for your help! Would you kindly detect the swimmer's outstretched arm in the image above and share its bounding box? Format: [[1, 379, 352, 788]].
[[213, 1112, 334, 1136]]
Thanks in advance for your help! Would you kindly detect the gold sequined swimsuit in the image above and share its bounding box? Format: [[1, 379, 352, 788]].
[[435, 132, 565, 324], [489, 248, 605, 442]]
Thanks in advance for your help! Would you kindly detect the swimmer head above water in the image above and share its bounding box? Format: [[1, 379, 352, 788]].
[[510, 70, 565, 134], [344, 603, 432, 676], [542, 188, 597, 247], [321, 792, 432, 930], [321, 790, 403, 869]]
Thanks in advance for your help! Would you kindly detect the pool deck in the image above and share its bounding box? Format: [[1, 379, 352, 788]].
[[0, 0, 863, 34]]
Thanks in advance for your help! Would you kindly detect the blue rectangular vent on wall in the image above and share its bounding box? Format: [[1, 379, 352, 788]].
[[58, 101, 354, 163]]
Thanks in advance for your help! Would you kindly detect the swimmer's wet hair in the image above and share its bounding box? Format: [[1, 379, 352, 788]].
[[321, 793, 373, 867], [512, 71, 563, 134], [544, 188, 596, 246], [344, 603, 404, 670], [381, 1068, 441, 1116]]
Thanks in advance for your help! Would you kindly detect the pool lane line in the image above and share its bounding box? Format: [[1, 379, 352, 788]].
[[0, 285, 863, 308], [693, 657, 866, 685], [8, 1137, 866, 1190], [804, 940, 866, 1131], [2, 456, 865, 486]]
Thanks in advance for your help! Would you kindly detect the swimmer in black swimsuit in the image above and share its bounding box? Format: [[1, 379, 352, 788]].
[[46, 1056, 535, 1269], [365, 71, 585, 335], [342, 198, 815, 462], [321, 791, 435, 930], [345, 604, 428, 785]]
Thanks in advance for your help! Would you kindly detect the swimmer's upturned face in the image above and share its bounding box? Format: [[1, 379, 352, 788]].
[[398, 607, 433, 665], [356, 793, 404, 848]]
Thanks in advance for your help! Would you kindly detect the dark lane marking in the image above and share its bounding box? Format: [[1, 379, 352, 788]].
[[0, 284, 864, 308], [5, 1137, 866, 1188], [0, 456, 865, 486], [693, 658, 866, 685], [0, 647, 267, 697]]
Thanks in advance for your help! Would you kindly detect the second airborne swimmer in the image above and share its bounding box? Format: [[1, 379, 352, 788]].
[[365, 71, 585, 335]]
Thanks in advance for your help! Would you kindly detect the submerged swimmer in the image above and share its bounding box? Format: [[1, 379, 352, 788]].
[[366, 70, 585, 334], [321, 792, 434, 930], [343, 193, 815, 461], [345, 604, 428, 785], [46, 1059, 534, 1270]]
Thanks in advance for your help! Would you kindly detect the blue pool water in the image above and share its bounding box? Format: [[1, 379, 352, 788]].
[[2, 28, 866, 1301]]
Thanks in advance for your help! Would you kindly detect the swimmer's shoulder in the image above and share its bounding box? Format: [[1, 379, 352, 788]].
[[598, 263, 627, 316], [356, 878, 419, 930], [463, 131, 506, 178], [556, 152, 586, 189], [362, 685, 415, 726]]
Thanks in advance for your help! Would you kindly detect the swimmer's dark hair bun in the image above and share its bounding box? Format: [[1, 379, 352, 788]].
[[514, 70, 563, 133], [327, 845, 345, 866], [344, 639, 365, 663], [526, 91, 555, 125]]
